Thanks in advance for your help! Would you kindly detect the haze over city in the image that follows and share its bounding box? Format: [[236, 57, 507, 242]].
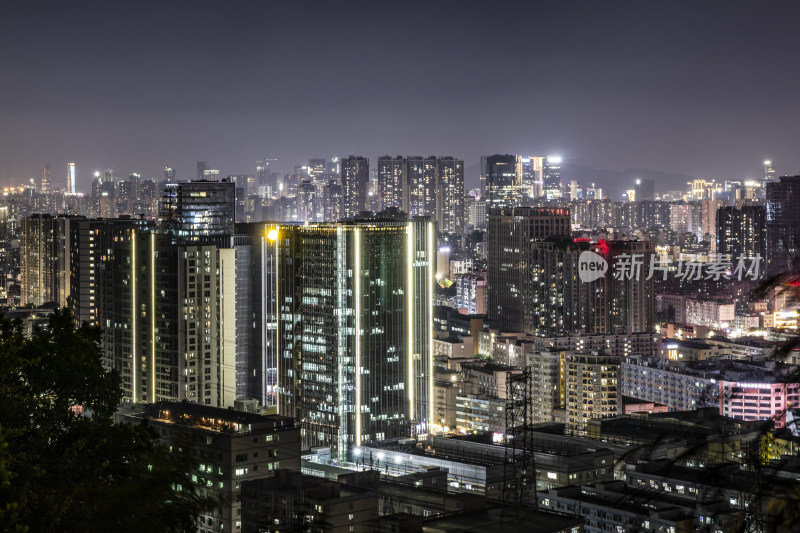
[[2, 0, 800, 194], [5, 2, 800, 532]]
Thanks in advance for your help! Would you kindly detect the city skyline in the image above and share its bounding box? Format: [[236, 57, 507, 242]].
[[4, 2, 800, 531], [2, 1, 800, 191]]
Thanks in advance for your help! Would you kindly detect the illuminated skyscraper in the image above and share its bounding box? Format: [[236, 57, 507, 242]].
[[160, 179, 235, 245], [484, 154, 521, 212], [520, 156, 544, 201], [273, 217, 436, 458], [307, 159, 328, 220], [67, 162, 76, 194], [164, 166, 176, 181], [543, 156, 562, 200], [41, 165, 51, 193], [340, 155, 369, 218], [764, 160, 776, 183], [307, 158, 327, 188], [233, 224, 280, 406]]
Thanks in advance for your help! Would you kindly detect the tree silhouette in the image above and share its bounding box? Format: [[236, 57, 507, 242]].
[[0, 309, 213, 532]]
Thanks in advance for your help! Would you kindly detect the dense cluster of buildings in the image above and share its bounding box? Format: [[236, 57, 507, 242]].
[[4, 156, 800, 531]]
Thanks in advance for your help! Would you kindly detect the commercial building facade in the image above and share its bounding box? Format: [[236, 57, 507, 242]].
[[273, 217, 436, 457]]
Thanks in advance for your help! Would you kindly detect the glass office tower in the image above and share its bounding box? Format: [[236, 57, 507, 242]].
[[273, 217, 435, 459]]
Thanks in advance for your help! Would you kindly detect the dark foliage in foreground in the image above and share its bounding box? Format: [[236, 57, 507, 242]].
[[0, 309, 213, 532]]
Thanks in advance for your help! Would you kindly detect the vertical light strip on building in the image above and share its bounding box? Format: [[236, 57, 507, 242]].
[[407, 223, 414, 422], [427, 222, 434, 429], [150, 232, 156, 402], [269, 224, 279, 408], [354, 227, 362, 446], [336, 227, 347, 453], [131, 230, 137, 403]]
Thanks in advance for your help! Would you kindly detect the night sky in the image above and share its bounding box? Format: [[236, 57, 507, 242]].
[[2, 1, 799, 193]]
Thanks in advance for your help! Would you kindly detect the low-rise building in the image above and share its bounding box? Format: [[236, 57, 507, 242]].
[[456, 395, 507, 434], [537, 481, 739, 533], [622, 355, 800, 427], [433, 336, 475, 359], [685, 298, 735, 328], [622, 355, 720, 411], [241, 469, 378, 533], [118, 401, 301, 533]]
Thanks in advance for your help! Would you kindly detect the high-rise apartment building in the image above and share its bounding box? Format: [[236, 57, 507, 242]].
[[296, 181, 317, 223], [99, 230, 236, 406], [405, 156, 437, 217], [67, 162, 76, 194], [377, 156, 405, 211], [54, 216, 76, 309], [528, 349, 567, 424], [272, 217, 436, 458], [484, 154, 521, 212], [717, 205, 767, 263], [435, 156, 464, 234], [566, 353, 620, 436], [455, 272, 486, 315], [488, 207, 654, 335], [701, 199, 726, 244], [670, 202, 703, 238], [324, 181, 343, 221], [340, 155, 369, 218], [766, 175, 800, 274], [527, 239, 600, 336], [68, 218, 152, 327], [608, 240, 655, 334], [307, 158, 326, 188], [487, 207, 571, 332], [19, 214, 78, 310], [233, 225, 279, 406], [377, 156, 464, 232], [468, 199, 487, 230], [20, 214, 58, 307]]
